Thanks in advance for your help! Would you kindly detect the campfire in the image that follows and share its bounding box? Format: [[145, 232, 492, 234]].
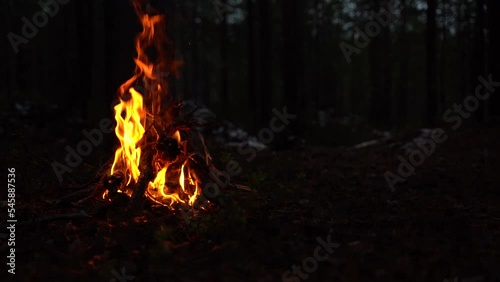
[[94, 0, 238, 213]]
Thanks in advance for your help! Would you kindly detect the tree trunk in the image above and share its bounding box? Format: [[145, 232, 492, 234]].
[[369, 0, 384, 126], [4, 0, 19, 104], [473, 0, 486, 121], [312, 0, 321, 109], [220, 0, 229, 118], [193, 2, 201, 103], [398, 0, 410, 124], [439, 0, 448, 115], [258, 0, 272, 128], [426, 0, 438, 126], [90, 0, 108, 123], [247, 0, 257, 131], [283, 0, 301, 135], [382, 0, 393, 127], [456, 0, 472, 103], [488, 0, 500, 117], [76, 1, 92, 121]]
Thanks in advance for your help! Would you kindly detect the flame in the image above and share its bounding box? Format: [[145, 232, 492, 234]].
[[108, 4, 200, 210], [148, 166, 186, 208], [174, 130, 181, 143], [145, 159, 200, 209], [188, 179, 199, 206], [102, 190, 109, 200], [179, 164, 186, 192], [111, 88, 145, 185]]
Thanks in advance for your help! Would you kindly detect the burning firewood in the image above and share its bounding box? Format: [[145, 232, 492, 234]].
[[57, 0, 250, 219], [47, 0, 251, 224]]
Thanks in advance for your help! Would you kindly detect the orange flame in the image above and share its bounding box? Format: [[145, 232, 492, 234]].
[[109, 2, 200, 210], [111, 88, 145, 185]]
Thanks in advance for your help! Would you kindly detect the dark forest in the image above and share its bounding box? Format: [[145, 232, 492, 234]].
[[1, 0, 499, 281]]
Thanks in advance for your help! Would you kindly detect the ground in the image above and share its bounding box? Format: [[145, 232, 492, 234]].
[[1, 112, 500, 282]]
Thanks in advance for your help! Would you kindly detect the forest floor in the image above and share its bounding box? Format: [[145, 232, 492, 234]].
[[1, 110, 500, 282]]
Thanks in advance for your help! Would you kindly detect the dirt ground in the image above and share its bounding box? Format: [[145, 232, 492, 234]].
[[1, 112, 500, 282]]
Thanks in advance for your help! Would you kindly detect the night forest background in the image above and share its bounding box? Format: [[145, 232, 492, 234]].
[[1, 0, 500, 281], [2, 0, 499, 144]]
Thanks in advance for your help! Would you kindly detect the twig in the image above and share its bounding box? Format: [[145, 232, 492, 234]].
[[231, 183, 252, 191]]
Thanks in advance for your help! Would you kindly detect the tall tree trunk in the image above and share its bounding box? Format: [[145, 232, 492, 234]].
[[258, 0, 272, 128], [193, 2, 201, 103], [457, 0, 472, 102], [90, 0, 108, 123], [398, 0, 410, 124], [4, 0, 19, 104], [184, 2, 197, 103], [77, 1, 92, 121], [296, 0, 305, 130], [426, 0, 438, 126], [220, 0, 229, 118], [171, 1, 181, 101], [439, 0, 448, 114], [473, 0, 486, 121], [382, 0, 393, 127], [456, 1, 465, 102], [312, 0, 323, 114], [283, 0, 302, 136], [247, 0, 257, 131], [369, 0, 384, 126], [488, 0, 500, 117]]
